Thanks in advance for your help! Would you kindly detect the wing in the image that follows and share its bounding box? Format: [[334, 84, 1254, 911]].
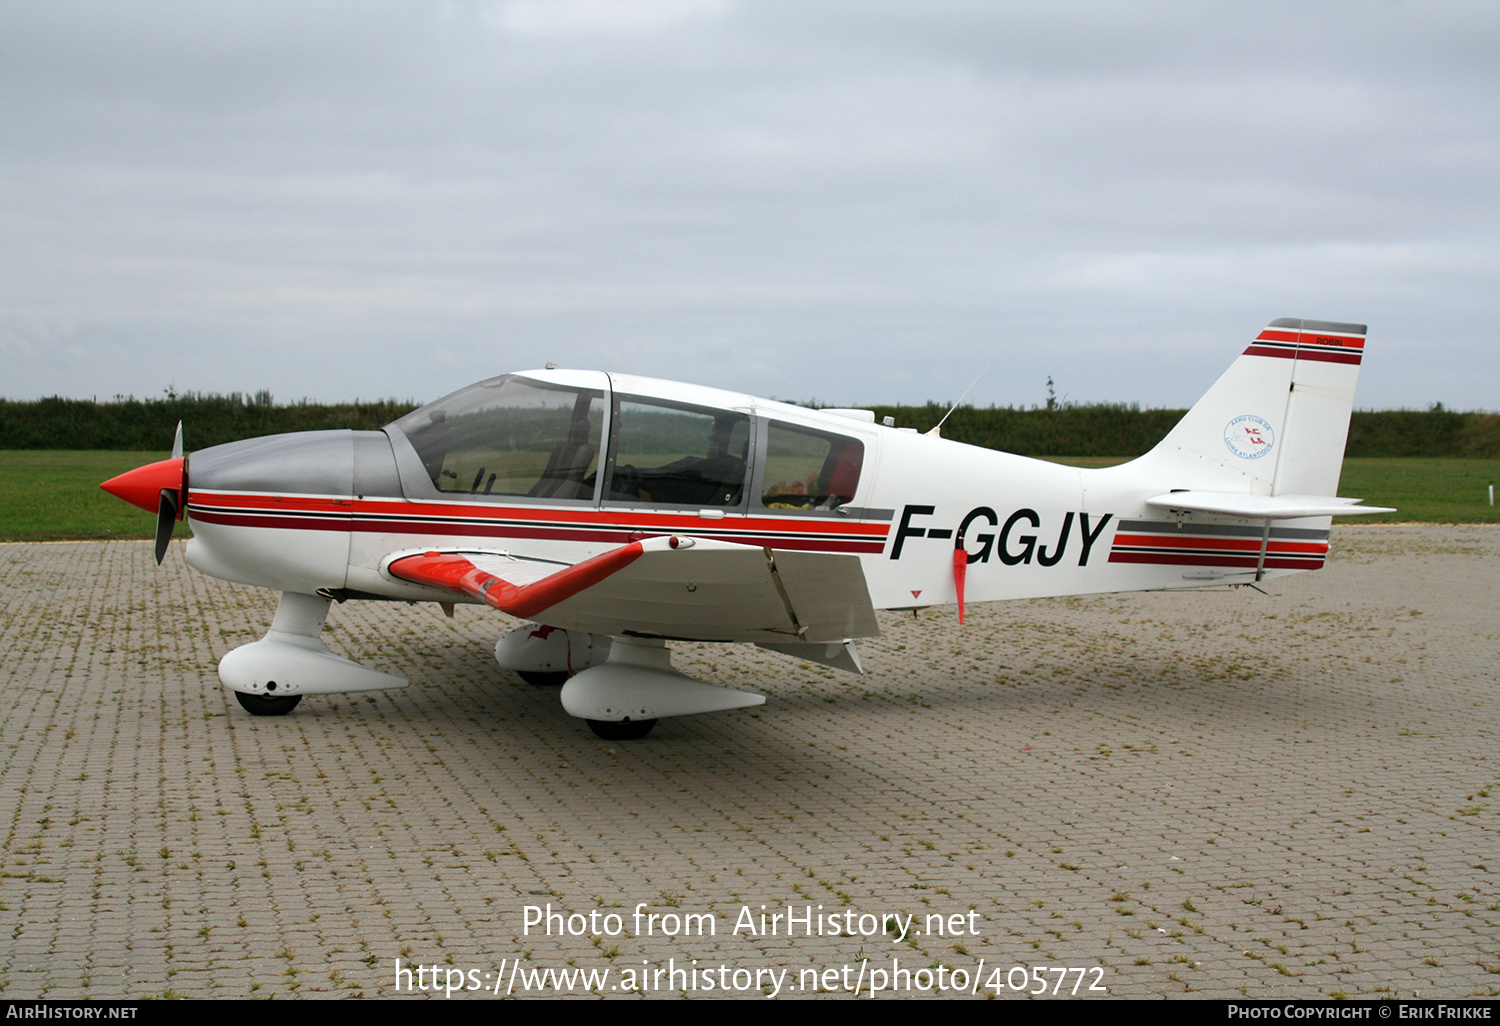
[[385, 536, 879, 644]]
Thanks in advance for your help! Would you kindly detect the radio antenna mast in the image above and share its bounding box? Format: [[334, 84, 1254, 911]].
[[925, 360, 994, 438]]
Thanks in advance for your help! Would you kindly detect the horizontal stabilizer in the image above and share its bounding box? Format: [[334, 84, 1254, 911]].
[[1145, 492, 1395, 519]]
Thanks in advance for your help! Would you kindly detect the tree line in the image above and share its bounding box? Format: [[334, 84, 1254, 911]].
[[1, 393, 1495, 457]]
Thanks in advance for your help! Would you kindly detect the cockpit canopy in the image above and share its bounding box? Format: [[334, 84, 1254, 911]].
[[395, 375, 606, 500], [388, 373, 865, 513]]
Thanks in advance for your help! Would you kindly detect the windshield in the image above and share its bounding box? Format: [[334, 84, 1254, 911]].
[[392, 375, 605, 500]]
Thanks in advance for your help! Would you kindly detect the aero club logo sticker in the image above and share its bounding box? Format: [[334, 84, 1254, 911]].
[[1224, 415, 1274, 460]]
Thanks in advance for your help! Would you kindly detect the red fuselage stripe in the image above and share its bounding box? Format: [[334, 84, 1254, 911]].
[[187, 493, 890, 555], [1111, 533, 1328, 555], [1107, 552, 1324, 570], [190, 492, 888, 535]]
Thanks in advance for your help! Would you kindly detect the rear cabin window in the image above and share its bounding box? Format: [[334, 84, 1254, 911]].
[[759, 423, 863, 511], [606, 399, 750, 507]]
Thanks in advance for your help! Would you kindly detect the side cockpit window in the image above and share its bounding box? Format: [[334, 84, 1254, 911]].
[[760, 423, 863, 511], [394, 377, 605, 500], [606, 398, 750, 507]]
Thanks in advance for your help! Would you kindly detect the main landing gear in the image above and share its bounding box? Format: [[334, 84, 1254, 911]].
[[560, 636, 764, 741], [494, 626, 767, 741], [234, 691, 303, 716], [585, 718, 658, 741]]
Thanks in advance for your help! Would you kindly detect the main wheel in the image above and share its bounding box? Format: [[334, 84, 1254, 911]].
[[234, 691, 303, 716], [517, 670, 569, 687], [586, 718, 657, 741]]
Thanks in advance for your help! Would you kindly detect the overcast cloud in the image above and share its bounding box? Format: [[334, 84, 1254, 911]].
[[2, 0, 1496, 411]]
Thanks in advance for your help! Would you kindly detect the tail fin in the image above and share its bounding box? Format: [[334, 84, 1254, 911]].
[[1139, 318, 1367, 497]]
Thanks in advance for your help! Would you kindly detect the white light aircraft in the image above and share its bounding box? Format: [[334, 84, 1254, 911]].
[[103, 318, 1392, 739]]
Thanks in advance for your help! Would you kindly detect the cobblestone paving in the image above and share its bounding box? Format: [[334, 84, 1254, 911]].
[[1, 526, 1496, 999]]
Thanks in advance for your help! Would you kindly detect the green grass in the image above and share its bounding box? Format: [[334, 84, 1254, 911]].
[[1044, 456, 1500, 522], [1045, 455, 1500, 523], [0, 451, 194, 542], [1336, 457, 1500, 523], [2, 451, 1497, 543]]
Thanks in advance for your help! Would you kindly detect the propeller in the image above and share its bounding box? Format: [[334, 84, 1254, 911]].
[[153, 486, 179, 564], [100, 421, 187, 565], [152, 422, 185, 562]]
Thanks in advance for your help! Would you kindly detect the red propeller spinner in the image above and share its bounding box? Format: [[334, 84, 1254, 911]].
[[100, 429, 187, 564], [100, 457, 184, 514]]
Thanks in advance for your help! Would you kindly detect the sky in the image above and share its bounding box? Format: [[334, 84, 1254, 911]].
[[3, 0, 1497, 412]]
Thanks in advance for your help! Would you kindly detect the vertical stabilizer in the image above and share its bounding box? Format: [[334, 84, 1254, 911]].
[[1138, 318, 1367, 497]]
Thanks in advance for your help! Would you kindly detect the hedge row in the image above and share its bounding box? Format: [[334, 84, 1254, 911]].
[[1, 394, 1495, 457], [0, 394, 419, 451], [867, 404, 1500, 458]]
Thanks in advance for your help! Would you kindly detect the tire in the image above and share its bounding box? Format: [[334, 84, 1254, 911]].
[[586, 718, 657, 741], [234, 691, 303, 716], [517, 670, 569, 687]]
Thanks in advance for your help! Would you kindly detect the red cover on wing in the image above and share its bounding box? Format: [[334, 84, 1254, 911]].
[[388, 542, 645, 619]]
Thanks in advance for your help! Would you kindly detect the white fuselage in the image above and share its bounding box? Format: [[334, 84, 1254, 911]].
[[185, 371, 1330, 617]]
